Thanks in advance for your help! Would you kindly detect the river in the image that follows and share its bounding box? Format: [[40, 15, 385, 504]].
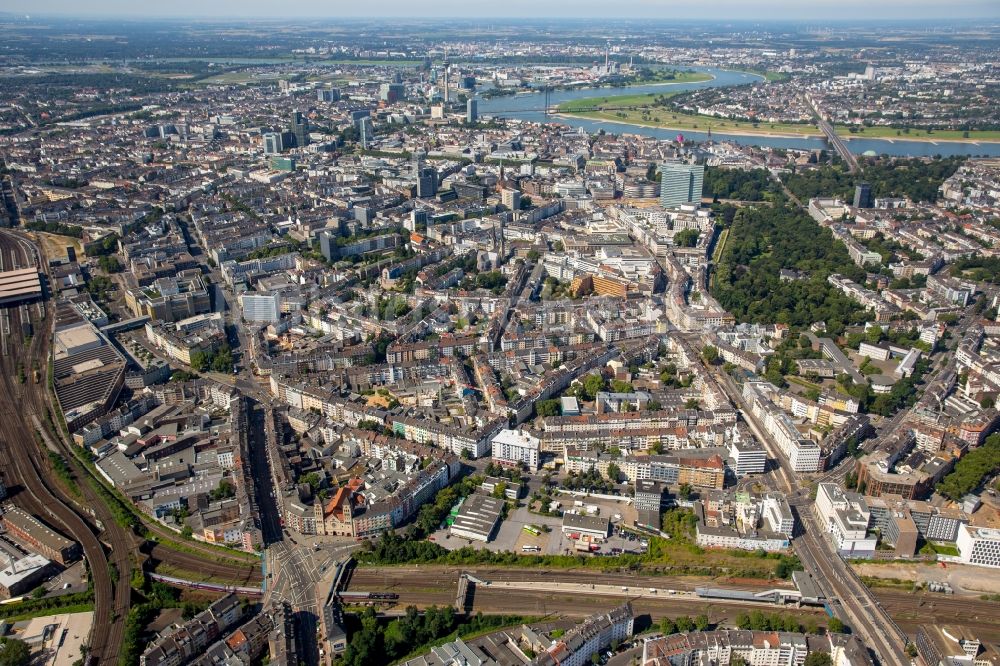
[[476, 68, 1000, 158]]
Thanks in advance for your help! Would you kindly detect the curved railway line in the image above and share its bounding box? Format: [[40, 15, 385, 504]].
[[0, 229, 129, 665], [0, 229, 264, 663]]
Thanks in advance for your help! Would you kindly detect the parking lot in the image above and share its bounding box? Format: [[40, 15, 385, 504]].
[[44, 560, 88, 597], [432, 495, 649, 559]]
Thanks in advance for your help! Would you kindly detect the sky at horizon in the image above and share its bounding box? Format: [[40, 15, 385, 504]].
[[3, 0, 1000, 21]]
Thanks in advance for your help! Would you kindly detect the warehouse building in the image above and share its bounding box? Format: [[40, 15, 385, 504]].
[[561, 512, 610, 540], [449, 492, 504, 543], [1, 507, 80, 565]]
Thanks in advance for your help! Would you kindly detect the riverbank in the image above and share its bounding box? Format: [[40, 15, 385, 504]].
[[836, 126, 1000, 143], [480, 67, 1000, 156], [555, 91, 824, 137], [498, 71, 714, 99], [615, 70, 713, 86], [555, 109, 1000, 144], [550, 111, 822, 140]]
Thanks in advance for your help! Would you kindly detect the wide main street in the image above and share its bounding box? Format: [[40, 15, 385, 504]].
[[716, 364, 910, 666]]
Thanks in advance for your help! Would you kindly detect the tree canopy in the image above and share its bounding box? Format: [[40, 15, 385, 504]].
[[702, 167, 775, 201], [937, 433, 1000, 500], [711, 203, 868, 332], [0, 638, 30, 666]]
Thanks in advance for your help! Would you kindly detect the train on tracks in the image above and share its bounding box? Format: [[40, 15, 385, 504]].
[[338, 591, 400, 602], [149, 573, 263, 597]]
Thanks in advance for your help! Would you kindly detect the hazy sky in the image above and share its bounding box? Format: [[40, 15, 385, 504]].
[[5, 0, 1000, 21]]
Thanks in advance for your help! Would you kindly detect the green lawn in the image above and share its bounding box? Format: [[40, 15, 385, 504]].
[[927, 542, 960, 557], [556, 91, 823, 136], [712, 228, 730, 264], [192, 72, 268, 85], [557, 105, 824, 137], [558, 91, 681, 112], [764, 71, 791, 82], [313, 59, 424, 66], [786, 375, 824, 391], [151, 562, 259, 587], [625, 71, 713, 86], [557, 89, 1000, 143], [835, 125, 1000, 142], [0, 603, 95, 622]]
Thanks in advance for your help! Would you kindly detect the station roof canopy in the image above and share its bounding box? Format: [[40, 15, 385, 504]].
[[0, 267, 41, 304]]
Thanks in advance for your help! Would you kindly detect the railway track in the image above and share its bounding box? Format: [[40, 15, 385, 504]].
[[141, 518, 261, 566], [145, 543, 262, 585], [0, 229, 270, 662], [877, 590, 1000, 642], [348, 566, 719, 592], [0, 230, 128, 665], [348, 564, 1000, 643]]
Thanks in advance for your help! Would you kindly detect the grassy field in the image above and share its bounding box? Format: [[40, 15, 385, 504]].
[[556, 91, 822, 136], [927, 542, 960, 556], [0, 603, 95, 623], [24, 231, 82, 261], [712, 228, 730, 264], [151, 562, 258, 587], [740, 69, 790, 82], [860, 575, 916, 590], [834, 125, 1000, 142], [558, 91, 678, 111], [192, 71, 278, 85], [786, 375, 824, 391], [624, 70, 713, 85], [558, 105, 824, 137], [558, 89, 1000, 143], [148, 532, 261, 566]]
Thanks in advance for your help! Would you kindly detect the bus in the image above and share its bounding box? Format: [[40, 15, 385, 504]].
[[521, 545, 541, 552], [522, 525, 541, 536]]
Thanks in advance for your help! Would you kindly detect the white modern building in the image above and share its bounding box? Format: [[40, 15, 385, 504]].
[[240, 291, 282, 323], [729, 439, 767, 476], [789, 439, 821, 474], [490, 429, 540, 470], [763, 494, 795, 538], [815, 483, 877, 557], [957, 524, 1000, 568], [696, 524, 790, 552], [743, 381, 820, 473]]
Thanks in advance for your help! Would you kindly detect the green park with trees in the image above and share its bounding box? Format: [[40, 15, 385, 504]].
[[710, 203, 869, 333]]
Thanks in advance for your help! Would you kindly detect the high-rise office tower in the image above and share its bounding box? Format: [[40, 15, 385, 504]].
[[358, 117, 374, 150], [416, 167, 438, 198], [317, 88, 340, 102], [318, 230, 337, 262], [289, 111, 309, 148], [466, 98, 478, 124], [501, 188, 521, 211], [659, 163, 705, 208], [854, 182, 874, 208], [263, 132, 283, 155], [379, 83, 406, 104]]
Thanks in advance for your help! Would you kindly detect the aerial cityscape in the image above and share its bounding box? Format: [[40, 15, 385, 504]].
[[1, 4, 1000, 666]]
